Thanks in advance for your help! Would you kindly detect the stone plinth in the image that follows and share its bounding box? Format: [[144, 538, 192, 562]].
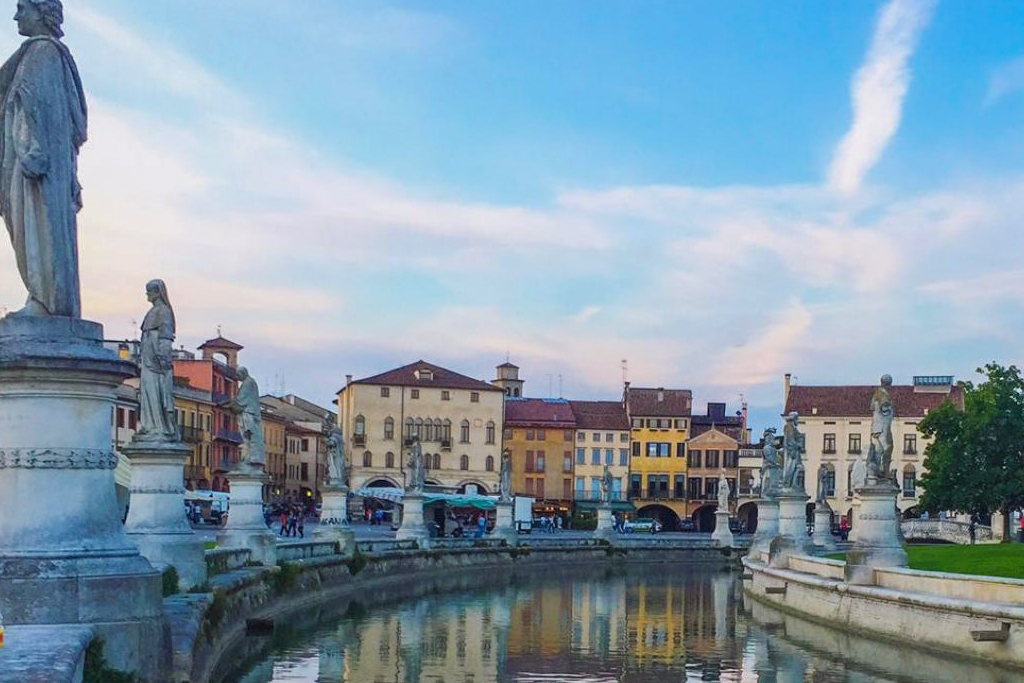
[[746, 498, 779, 557], [395, 493, 429, 544], [849, 499, 861, 542], [123, 440, 207, 590], [769, 490, 812, 566], [812, 505, 836, 552], [845, 482, 907, 584], [712, 509, 734, 547], [492, 500, 517, 544], [594, 504, 616, 540], [0, 316, 166, 681], [217, 467, 276, 566], [314, 485, 355, 554]]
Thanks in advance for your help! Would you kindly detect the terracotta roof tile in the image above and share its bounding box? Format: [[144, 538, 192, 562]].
[[504, 398, 576, 427], [569, 400, 629, 430], [784, 384, 964, 419], [350, 360, 502, 393], [626, 387, 692, 417]]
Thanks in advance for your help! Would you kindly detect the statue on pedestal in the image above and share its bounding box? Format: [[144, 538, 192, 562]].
[[228, 367, 265, 469], [325, 426, 346, 487], [498, 450, 512, 502], [717, 471, 730, 510], [601, 465, 613, 503], [405, 436, 424, 494], [867, 374, 895, 483], [759, 427, 781, 498], [135, 279, 177, 442], [782, 412, 806, 492], [1, 0, 87, 318]]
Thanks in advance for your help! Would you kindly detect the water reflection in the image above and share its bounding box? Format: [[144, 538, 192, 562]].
[[225, 567, 1018, 683]]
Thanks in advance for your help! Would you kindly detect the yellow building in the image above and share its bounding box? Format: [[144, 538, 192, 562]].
[[173, 381, 215, 491], [569, 400, 631, 513], [261, 410, 287, 501], [624, 384, 692, 528], [503, 398, 576, 514]]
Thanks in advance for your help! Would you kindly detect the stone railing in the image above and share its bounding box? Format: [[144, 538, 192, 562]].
[[355, 538, 421, 554], [901, 518, 993, 544], [276, 540, 340, 562], [205, 547, 253, 576]]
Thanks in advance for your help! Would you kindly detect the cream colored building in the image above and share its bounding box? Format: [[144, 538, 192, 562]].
[[569, 400, 631, 505], [338, 360, 505, 494], [783, 373, 964, 521]]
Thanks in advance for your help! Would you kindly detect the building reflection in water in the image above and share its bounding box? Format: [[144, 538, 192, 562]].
[[229, 567, 1009, 683]]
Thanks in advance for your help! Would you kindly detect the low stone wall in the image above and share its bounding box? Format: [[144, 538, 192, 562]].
[[743, 554, 1024, 671], [275, 540, 340, 562], [205, 547, 253, 577], [901, 518, 993, 544]]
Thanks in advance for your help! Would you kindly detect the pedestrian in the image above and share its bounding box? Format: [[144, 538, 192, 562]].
[[287, 510, 298, 537], [279, 511, 288, 536], [477, 514, 487, 538], [839, 515, 850, 541], [555, 515, 562, 532], [297, 511, 305, 539]]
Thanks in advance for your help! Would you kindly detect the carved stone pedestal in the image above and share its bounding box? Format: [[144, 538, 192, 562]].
[[123, 439, 207, 590], [712, 509, 735, 547], [746, 498, 779, 558], [594, 504, 617, 540], [769, 490, 813, 566], [492, 501, 517, 544], [812, 505, 836, 552], [315, 485, 355, 554], [0, 317, 166, 681], [845, 482, 907, 584], [217, 467, 276, 566], [396, 493, 429, 544]]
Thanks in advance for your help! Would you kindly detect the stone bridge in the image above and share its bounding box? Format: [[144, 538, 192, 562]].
[[901, 518, 992, 544]]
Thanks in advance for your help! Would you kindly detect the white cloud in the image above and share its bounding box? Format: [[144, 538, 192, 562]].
[[829, 0, 936, 194]]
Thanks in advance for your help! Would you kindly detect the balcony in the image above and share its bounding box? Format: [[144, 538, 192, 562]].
[[353, 434, 366, 447], [179, 426, 204, 443], [441, 438, 452, 451], [214, 429, 243, 444], [848, 448, 862, 455]]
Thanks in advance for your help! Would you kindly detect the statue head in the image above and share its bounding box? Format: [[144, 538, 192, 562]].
[[786, 411, 799, 424], [15, 0, 63, 39], [237, 366, 249, 380], [880, 374, 893, 387], [762, 426, 776, 439]]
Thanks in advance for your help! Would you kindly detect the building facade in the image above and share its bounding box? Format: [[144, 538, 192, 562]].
[[339, 360, 504, 495], [503, 398, 576, 515], [783, 373, 965, 522], [684, 402, 748, 530], [262, 409, 287, 501], [568, 400, 630, 505], [625, 385, 692, 528], [261, 394, 336, 505]]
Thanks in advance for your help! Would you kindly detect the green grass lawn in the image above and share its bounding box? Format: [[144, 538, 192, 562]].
[[204, 541, 217, 550], [827, 544, 1024, 580]]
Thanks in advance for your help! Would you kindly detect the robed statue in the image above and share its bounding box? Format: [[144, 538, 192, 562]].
[[815, 463, 830, 505], [867, 374, 895, 482], [600, 465, 614, 503], [1, 0, 87, 318], [228, 367, 266, 469], [135, 279, 177, 442], [759, 427, 781, 498], [325, 426, 346, 488], [406, 436, 425, 493], [782, 412, 805, 492], [498, 450, 512, 502], [717, 471, 730, 510]]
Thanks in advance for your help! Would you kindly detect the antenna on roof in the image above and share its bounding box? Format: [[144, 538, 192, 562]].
[[558, 374, 563, 398], [505, 350, 510, 363], [621, 359, 628, 386], [216, 325, 222, 337], [546, 374, 553, 398]]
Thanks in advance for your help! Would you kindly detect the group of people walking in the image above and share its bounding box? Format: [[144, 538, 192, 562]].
[[277, 506, 306, 538]]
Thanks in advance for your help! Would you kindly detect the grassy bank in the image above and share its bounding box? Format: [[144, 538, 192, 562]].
[[827, 544, 1024, 580]]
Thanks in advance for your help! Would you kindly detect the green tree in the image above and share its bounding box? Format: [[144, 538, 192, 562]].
[[919, 363, 1024, 541]]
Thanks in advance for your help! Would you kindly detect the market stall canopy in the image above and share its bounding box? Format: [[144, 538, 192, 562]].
[[355, 487, 495, 510], [184, 490, 215, 502]]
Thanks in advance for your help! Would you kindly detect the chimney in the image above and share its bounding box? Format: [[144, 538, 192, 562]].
[[345, 374, 353, 386], [657, 388, 664, 402], [783, 374, 792, 406]]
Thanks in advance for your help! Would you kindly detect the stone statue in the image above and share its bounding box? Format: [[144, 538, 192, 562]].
[[717, 471, 730, 509], [867, 374, 895, 482], [759, 427, 781, 498], [601, 465, 614, 503], [405, 436, 425, 493], [816, 463, 830, 505], [1, 0, 87, 318], [228, 367, 265, 469], [135, 279, 177, 442], [325, 426, 346, 488], [498, 450, 512, 502], [782, 412, 806, 491]]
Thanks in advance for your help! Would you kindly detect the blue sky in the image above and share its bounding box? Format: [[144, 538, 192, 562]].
[[2, 0, 1024, 434]]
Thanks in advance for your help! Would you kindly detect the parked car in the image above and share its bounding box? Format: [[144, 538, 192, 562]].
[[677, 518, 696, 532], [624, 518, 661, 534]]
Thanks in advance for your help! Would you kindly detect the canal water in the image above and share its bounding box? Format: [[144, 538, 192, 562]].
[[223, 566, 1014, 683]]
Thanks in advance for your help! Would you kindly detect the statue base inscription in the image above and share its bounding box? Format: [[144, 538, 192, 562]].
[[314, 485, 355, 554], [123, 439, 208, 591], [217, 468, 276, 566], [845, 482, 907, 584], [0, 317, 166, 681]]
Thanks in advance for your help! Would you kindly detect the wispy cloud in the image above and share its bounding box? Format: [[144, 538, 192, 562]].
[[985, 55, 1024, 105], [828, 0, 936, 194]]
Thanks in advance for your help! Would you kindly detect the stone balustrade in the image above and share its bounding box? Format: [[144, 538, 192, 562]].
[[275, 540, 340, 562], [901, 518, 993, 544]]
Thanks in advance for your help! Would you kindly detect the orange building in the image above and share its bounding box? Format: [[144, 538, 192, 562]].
[[502, 398, 576, 516]]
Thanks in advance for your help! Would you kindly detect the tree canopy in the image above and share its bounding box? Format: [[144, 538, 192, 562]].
[[919, 363, 1024, 538]]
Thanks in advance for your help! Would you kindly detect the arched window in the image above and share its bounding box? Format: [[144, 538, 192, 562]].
[[433, 453, 442, 470], [442, 419, 452, 442], [486, 421, 496, 445], [424, 454, 431, 470], [823, 463, 836, 497], [434, 419, 443, 442], [460, 455, 470, 471], [354, 415, 366, 435], [404, 417, 414, 439], [485, 455, 494, 471], [425, 419, 435, 442], [384, 417, 394, 440], [362, 451, 372, 467], [415, 418, 424, 440], [385, 452, 395, 468], [902, 464, 916, 497], [847, 463, 854, 498], [460, 419, 471, 444]]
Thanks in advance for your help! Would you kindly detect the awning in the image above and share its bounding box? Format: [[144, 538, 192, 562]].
[[355, 487, 496, 510], [184, 490, 214, 502], [574, 501, 636, 513], [355, 486, 404, 504]]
